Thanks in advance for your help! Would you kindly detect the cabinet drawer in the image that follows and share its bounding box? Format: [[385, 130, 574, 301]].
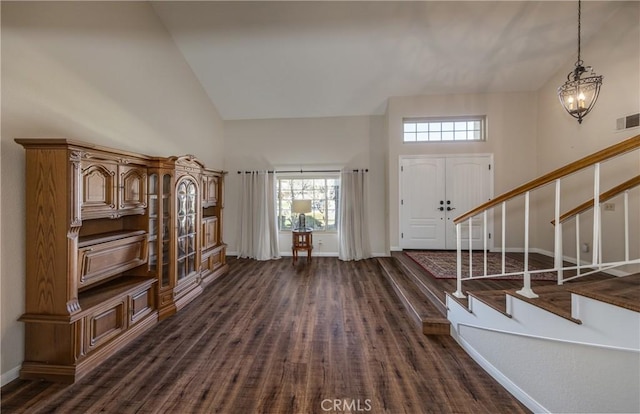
[[85, 300, 126, 352], [129, 284, 155, 325], [78, 233, 148, 289]]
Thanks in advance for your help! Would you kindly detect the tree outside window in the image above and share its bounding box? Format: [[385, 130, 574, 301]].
[[277, 177, 339, 231]]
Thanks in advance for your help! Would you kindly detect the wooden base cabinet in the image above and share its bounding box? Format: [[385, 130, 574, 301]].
[[16, 139, 228, 382]]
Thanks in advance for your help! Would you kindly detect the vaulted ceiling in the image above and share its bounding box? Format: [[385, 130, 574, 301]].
[[152, 1, 621, 121]]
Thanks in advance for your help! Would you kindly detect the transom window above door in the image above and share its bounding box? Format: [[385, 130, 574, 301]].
[[403, 116, 486, 143]]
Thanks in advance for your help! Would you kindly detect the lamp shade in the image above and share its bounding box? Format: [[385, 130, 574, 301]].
[[292, 199, 312, 214]]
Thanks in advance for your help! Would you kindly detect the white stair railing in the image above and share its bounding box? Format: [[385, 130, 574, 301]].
[[452, 135, 640, 299]]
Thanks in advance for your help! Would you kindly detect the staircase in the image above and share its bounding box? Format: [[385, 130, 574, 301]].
[[381, 134, 640, 413], [378, 251, 639, 413]]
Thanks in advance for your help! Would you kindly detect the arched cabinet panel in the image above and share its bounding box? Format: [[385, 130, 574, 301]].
[[80, 162, 117, 219], [118, 165, 147, 212]]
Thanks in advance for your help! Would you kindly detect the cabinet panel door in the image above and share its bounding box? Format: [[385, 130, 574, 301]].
[[202, 175, 218, 206], [85, 300, 126, 353], [129, 284, 155, 325], [202, 217, 218, 250], [81, 162, 117, 219], [119, 165, 147, 210]]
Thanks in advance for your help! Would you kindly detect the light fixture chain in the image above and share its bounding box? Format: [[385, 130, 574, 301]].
[[558, 0, 602, 124], [577, 0, 582, 65]]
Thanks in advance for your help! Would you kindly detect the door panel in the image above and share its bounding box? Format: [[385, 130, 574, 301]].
[[400, 158, 446, 249], [445, 157, 492, 249], [400, 155, 492, 250]]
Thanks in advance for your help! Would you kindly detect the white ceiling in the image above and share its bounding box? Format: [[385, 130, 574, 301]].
[[152, 1, 620, 121]]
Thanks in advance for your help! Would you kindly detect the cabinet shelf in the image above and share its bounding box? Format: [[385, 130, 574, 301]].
[[78, 230, 146, 247], [77, 230, 148, 290], [77, 276, 155, 315]]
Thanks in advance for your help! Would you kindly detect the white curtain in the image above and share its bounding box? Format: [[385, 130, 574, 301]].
[[338, 169, 372, 261], [237, 171, 281, 260]]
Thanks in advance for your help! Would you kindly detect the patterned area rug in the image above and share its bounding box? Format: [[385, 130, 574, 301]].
[[404, 250, 558, 280]]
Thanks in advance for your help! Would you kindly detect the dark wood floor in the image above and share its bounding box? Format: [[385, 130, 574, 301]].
[[2, 257, 529, 414]]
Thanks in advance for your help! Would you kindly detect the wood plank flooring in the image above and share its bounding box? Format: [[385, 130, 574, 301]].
[[2, 257, 529, 414], [392, 251, 614, 316]]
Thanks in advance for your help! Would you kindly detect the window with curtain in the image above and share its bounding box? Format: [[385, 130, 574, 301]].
[[277, 176, 340, 232]]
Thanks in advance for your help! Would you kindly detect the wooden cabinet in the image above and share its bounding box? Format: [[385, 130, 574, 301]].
[[150, 158, 228, 317], [15, 139, 159, 383], [16, 139, 228, 382]]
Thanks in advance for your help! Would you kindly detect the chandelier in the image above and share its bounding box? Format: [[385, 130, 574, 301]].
[[557, 0, 603, 124]]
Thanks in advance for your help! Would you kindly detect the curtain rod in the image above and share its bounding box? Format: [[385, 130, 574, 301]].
[[237, 169, 368, 174]]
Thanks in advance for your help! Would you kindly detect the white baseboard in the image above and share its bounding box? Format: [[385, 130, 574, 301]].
[[1, 365, 20, 387], [449, 327, 548, 414]]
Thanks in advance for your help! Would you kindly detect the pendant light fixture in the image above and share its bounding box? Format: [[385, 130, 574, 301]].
[[557, 0, 603, 124]]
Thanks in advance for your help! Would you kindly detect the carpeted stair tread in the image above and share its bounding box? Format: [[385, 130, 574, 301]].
[[404, 250, 557, 281], [377, 257, 450, 335]]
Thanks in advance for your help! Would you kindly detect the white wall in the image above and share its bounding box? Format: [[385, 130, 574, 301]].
[[535, 2, 640, 272], [448, 294, 640, 414], [1, 2, 225, 383], [386, 92, 539, 251], [224, 116, 387, 257]]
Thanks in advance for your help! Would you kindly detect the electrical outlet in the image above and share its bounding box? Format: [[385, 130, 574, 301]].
[[603, 202, 615, 211]]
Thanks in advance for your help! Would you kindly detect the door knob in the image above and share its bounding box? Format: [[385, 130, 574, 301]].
[[438, 206, 444, 211], [447, 206, 455, 211]]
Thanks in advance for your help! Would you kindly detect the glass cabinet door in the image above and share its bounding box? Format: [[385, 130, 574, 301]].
[[149, 172, 173, 289], [176, 177, 198, 281], [148, 173, 159, 274], [161, 173, 172, 287]]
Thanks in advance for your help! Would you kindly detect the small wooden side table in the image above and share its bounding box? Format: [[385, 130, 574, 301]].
[[292, 229, 313, 265]]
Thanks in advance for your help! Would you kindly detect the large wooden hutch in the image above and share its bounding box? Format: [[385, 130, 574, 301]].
[[15, 139, 228, 383]]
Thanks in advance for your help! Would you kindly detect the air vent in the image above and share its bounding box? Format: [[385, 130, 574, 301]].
[[616, 113, 640, 130]]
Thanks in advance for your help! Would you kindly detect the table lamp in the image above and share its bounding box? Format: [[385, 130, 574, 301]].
[[292, 199, 312, 230]]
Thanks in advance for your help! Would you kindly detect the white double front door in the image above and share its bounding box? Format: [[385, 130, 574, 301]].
[[400, 155, 493, 250]]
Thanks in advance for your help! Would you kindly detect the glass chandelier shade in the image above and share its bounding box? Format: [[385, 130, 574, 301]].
[[557, 0, 603, 124], [558, 63, 603, 124]]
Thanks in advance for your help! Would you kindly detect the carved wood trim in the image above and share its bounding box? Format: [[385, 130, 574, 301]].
[[454, 134, 640, 224]]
